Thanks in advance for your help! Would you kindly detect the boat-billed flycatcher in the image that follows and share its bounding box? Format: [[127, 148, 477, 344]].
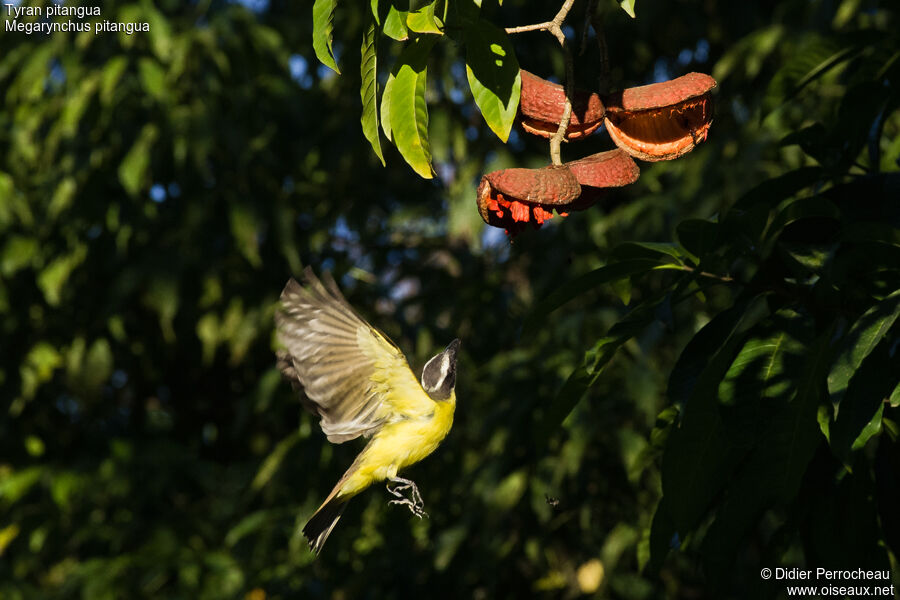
[[275, 268, 459, 554]]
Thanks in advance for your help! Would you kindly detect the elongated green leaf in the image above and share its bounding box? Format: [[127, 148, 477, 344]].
[[37, 243, 87, 307], [524, 259, 661, 338], [381, 72, 395, 142], [138, 57, 166, 101], [407, 1, 443, 34], [662, 295, 771, 532], [827, 289, 900, 406], [700, 328, 831, 588], [118, 124, 158, 197], [763, 33, 864, 115], [766, 196, 841, 241], [667, 295, 770, 408], [535, 295, 671, 445], [251, 430, 302, 492], [312, 0, 340, 73], [464, 19, 520, 142], [830, 337, 899, 463], [390, 35, 437, 179], [360, 20, 385, 165], [612, 242, 687, 263], [383, 6, 409, 40], [718, 310, 811, 445], [620, 0, 636, 18]]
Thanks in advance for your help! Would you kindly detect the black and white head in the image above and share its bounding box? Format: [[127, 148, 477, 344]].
[[421, 339, 460, 400]]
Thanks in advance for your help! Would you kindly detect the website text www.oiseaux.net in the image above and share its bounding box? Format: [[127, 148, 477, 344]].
[[761, 567, 896, 597]]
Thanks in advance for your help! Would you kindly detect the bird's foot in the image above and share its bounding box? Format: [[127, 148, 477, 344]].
[[386, 477, 428, 519]]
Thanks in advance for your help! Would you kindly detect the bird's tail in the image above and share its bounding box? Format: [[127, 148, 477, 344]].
[[303, 493, 348, 554]]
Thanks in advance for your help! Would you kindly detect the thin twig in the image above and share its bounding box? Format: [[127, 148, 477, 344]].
[[505, 22, 552, 34], [506, 0, 578, 165], [664, 264, 735, 284], [580, 0, 598, 57], [590, 12, 610, 94]]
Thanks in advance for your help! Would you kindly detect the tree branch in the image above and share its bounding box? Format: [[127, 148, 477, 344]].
[[506, 0, 577, 165]]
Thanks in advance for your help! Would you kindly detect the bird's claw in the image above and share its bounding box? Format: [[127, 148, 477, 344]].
[[386, 477, 428, 518]]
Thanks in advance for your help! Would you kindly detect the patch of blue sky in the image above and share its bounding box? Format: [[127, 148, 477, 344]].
[[289, 54, 314, 89], [231, 0, 268, 15], [652, 57, 671, 83], [695, 39, 710, 63], [150, 183, 167, 203]]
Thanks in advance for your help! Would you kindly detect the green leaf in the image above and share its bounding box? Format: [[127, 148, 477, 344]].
[[118, 124, 158, 197], [667, 296, 770, 408], [464, 19, 521, 142], [523, 259, 662, 338], [1, 235, 38, 277], [699, 330, 832, 589], [20, 343, 64, 400], [143, 277, 179, 343], [390, 35, 437, 179], [48, 177, 77, 221], [312, 0, 340, 73], [717, 310, 812, 446], [360, 20, 385, 165], [661, 295, 771, 533], [830, 337, 899, 463], [612, 242, 687, 264], [647, 496, 677, 572], [37, 243, 88, 307], [763, 33, 864, 116], [383, 5, 409, 41], [766, 196, 841, 242], [250, 430, 302, 492], [0, 467, 43, 504], [100, 56, 129, 106], [536, 297, 670, 445], [229, 204, 262, 268], [142, 0, 174, 61], [827, 290, 900, 407], [381, 72, 395, 142], [407, 0, 443, 34], [619, 0, 636, 18], [138, 57, 167, 101]]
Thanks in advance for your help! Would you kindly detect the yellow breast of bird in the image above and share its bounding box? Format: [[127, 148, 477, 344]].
[[338, 391, 456, 498]]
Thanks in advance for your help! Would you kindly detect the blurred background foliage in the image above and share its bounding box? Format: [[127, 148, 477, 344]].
[[1, 0, 899, 598]]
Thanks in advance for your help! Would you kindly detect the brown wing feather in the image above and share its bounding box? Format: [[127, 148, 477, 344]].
[[275, 268, 404, 443]]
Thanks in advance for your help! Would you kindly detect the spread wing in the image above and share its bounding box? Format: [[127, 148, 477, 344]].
[[275, 268, 431, 443]]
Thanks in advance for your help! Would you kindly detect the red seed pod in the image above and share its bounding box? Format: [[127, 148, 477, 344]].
[[565, 149, 641, 210], [566, 149, 640, 189], [518, 70, 606, 140], [477, 165, 581, 235], [603, 73, 717, 162]]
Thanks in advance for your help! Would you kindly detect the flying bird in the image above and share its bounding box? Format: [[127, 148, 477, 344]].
[[275, 268, 459, 554]]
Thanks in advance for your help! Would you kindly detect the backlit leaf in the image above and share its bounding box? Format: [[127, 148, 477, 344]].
[[390, 35, 437, 178], [464, 19, 520, 142], [312, 0, 340, 73], [360, 20, 385, 165]]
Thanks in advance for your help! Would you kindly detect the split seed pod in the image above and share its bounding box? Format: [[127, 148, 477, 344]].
[[565, 149, 641, 209], [477, 165, 581, 235], [603, 72, 717, 162], [518, 70, 606, 141]]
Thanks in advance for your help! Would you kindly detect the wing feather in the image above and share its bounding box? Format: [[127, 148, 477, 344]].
[[275, 268, 431, 443]]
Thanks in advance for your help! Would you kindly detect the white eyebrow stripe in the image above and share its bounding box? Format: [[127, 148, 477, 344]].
[[439, 353, 450, 382]]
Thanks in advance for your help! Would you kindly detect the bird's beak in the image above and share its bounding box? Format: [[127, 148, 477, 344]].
[[444, 338, 460, 359]]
